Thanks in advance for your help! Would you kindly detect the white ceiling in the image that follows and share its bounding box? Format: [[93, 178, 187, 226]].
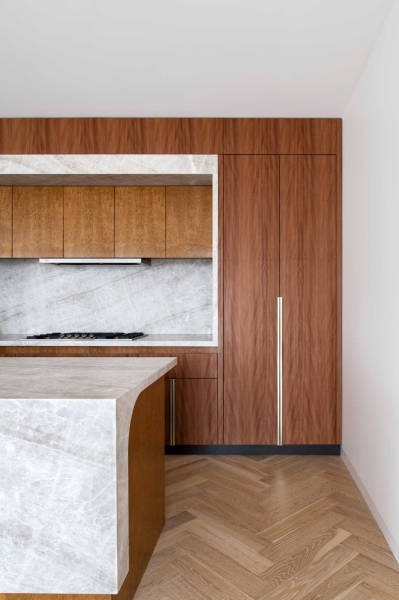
[[0, 0, 394, 118]]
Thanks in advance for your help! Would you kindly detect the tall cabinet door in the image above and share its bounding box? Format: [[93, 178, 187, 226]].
[[280, 156, 337, 444], [224, 155, 279, 444]]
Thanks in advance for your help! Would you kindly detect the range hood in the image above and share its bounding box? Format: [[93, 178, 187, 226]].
[[39, 258, 151, 265]]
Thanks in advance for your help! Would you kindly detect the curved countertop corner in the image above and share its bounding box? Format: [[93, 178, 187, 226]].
[[0, 356, 177, 594]]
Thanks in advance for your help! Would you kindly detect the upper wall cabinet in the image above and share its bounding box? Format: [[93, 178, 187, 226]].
[[0, 187, 12, 257], [166, 186, 212, 258], [224, 119, 338, 154], [115, 187, 166, 257], [64, 187, 115, 258], [13, 187, 63, 257]]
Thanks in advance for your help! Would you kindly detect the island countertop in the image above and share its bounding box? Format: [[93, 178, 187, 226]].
[[0, 357, 177, 595]]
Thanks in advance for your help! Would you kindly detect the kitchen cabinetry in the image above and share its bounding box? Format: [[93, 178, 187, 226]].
[[0, 187, 12, 257], [115, 186, 166, 257], [164, 354, 218, 446], [64, 187, 115, 258], [166, 186, 212, 258], [13, 186, 63, 258], [224, 153, 339, 446], [224, 156, 279, 445]]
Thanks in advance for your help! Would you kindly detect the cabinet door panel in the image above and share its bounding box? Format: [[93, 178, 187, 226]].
[[0, 187, 12, 257], [280, 156, 337, 444], [166, 186, 212, 258], [224, 155, 279, 444], [175, 379, 218, 445], [64, 186, 114, 258], [115, 187, 165, 257], [13, 187, 63, 257]]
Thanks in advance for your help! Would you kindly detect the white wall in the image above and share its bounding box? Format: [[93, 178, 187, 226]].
[[343, 0, 399, 561]]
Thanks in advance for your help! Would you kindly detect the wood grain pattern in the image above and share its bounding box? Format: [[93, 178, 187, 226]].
[[12, 186, 63, 257], [1, 377, 166, 600], [336, 119, 343, 444], [175, 379, 218, 445], [166, 354, 217, 379], [115, 186, 165, 257], [280, 155, 337, 444], [131, 455, 399, 599], [165, 186, 212, 258], [0, 346, 217, 357], [0, 118, 224, 154], [0, 187, 12, 257], [224, 155, 279, 444], [217, 155, 224, 444], [64, 186, 114, 257], [224, 119, 337, 154], [115, 376, 166, 600]]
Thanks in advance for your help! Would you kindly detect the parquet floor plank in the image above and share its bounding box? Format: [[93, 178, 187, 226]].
[[134, 456, 399, 600]]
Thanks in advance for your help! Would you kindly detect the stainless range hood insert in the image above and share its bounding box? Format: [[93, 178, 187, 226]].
[[39, 258, 151, 265]]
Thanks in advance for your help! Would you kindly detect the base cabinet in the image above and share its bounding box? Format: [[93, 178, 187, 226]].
[[174, 379, 218, 445]]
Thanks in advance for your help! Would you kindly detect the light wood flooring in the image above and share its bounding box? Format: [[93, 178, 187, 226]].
[[134, 455, 399, 599]]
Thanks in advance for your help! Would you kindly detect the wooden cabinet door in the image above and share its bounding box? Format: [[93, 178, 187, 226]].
[[0, 187, 12, 257], [13, 187, 63, 257], [165, 186, 212, 257], [115, 187, 165, 257], [175, 379, 218, 445], [64, 187, 114, 257], [224, 155, 279, 444], [280, 156, 337, 444]]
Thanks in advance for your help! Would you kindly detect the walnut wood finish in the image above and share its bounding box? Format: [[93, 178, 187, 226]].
[[224, 155, 279, 445], [63, 186, 114, 258], [0, 118, 224, 154], [280, 156, 337, 445], [336, 121, 343, 444], [224, 118, 337, 154], [0, 346, 217, 357], [0, 187, 12, 257], [165, 354, 217, 379], [165, 186, 212, 258], [1, 377, 166, 600], [175, 379, 218, 445], [115, 187, 166, 257], [12, 187, 63, 257], [217, 155, 224, 444]]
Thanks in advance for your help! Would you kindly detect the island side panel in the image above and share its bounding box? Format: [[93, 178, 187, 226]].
[[114, 376, 166, 600]]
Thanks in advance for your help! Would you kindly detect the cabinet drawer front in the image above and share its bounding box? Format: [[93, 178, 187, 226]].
[[166, 354, 217, 379]]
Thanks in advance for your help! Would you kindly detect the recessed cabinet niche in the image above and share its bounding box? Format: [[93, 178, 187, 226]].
[[5, 185, 212, 259]]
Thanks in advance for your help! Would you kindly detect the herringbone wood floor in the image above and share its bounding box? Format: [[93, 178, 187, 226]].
[[135, 455, 399, 599]]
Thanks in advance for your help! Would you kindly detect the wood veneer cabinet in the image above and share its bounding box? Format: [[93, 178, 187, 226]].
[[166, 186, 213, 258], [0, 187, 12, 257], [13, 186, 63, 257], [115, 186, 166, 257], [64, 186, 115, 258], [224, 152, 340, 446]]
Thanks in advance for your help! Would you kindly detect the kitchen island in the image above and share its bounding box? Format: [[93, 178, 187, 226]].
[[0, 356, 177, 598]]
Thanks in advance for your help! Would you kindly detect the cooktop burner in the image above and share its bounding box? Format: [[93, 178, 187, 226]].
[[26, 332, 146, 340]]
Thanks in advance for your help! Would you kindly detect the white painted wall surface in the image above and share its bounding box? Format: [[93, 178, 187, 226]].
[[343, 0, 399, 561]]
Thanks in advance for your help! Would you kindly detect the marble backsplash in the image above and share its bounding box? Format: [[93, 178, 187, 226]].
[[0, 259, 212, 335]]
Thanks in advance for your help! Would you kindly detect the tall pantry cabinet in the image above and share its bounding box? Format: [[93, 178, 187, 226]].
[[223, 121, 341, 447]]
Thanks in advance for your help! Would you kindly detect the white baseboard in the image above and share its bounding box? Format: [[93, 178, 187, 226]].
[[341, 448, 399, 564]]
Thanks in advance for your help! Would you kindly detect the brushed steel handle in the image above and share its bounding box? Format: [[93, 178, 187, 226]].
[[170, 378, 176, 446], [277, 297, 283, 446]]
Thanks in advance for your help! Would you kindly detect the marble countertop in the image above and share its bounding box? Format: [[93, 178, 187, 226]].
[[0, 357, 176, 594], [0, 334, 216, 347]]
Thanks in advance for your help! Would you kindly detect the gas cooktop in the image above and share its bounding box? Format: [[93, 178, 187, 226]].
[[26, 332, 146, 340]]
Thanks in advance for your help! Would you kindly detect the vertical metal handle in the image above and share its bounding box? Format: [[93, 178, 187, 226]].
[[277, 297, 283, 446], [170, 379, 176, 446]]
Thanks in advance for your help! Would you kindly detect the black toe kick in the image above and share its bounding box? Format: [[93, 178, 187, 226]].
[[165, 445, 341, 456]]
